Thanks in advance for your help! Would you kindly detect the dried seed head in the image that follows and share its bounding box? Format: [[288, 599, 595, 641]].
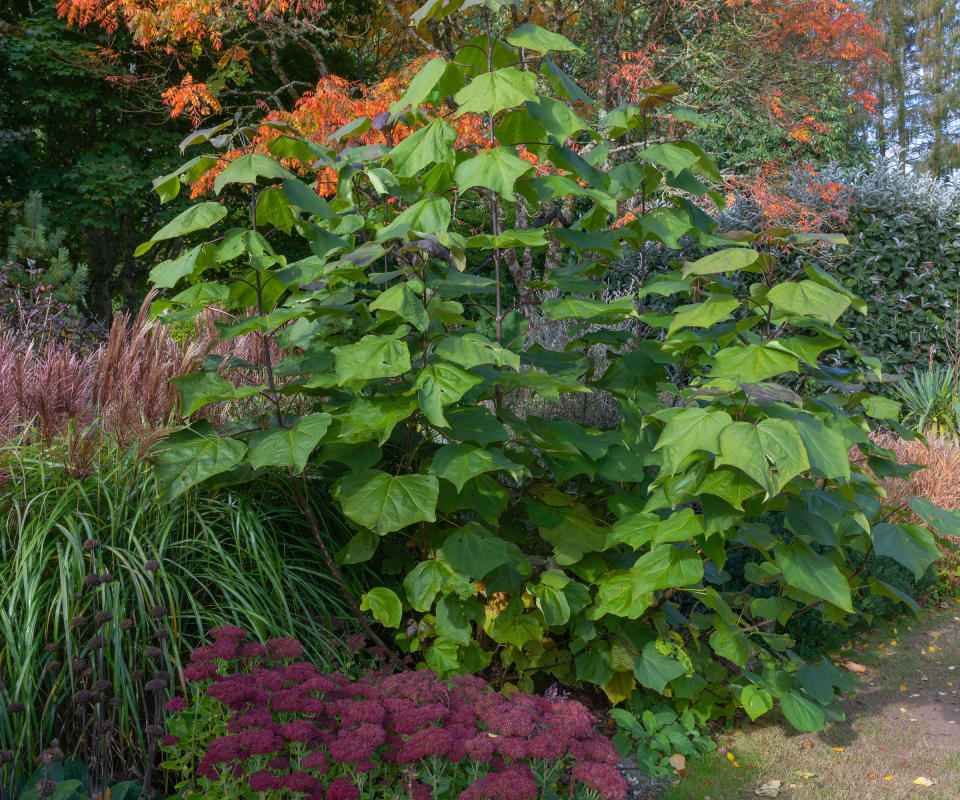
[[37, 779, 57, 799], [148, 605, 168, 620], [73, 690, 96, 704], [99, 573, 115, 585], [152, 670, 170, 681], [144, 559, 161, 573], [82, 574, 100, 589], [46, 661, 62, 673], [7, 701, 24, 714], [70, 615, 87, 629], [92, 680, 113, 694], [87, 636, 106, 650], [81, 668, 94, 680], [144, 646, 162, 661], [94, 611, 114, 627], [71, 658, 88, 672], [131, 669, 145, 682], [119, 618, 135, 631], [98, 719, 114, 733], [108, 697, 121, 708], [0, 750, 14, 765], [44, 643, 59, 653], [144, 724, 164, 738], [39, 741, 63, 764], [143, 678, 168, 692], [72, 592, 82, 602], [82, 539, 100, 551], [152, 627, 171, 640]]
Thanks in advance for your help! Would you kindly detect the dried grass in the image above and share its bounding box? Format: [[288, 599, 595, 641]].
[[870, 430, 960, 515], [0, 295, 278, 453]]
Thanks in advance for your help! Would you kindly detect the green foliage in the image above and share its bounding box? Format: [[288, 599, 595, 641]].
[[815, 165, 960, 373], [611, 699, 715, 778], [6, 756, 141, 800], [144, 3, 960, 734], [0, 434, 369, 780], [894, 365, 960, 437], [3, 191, 88, 309]]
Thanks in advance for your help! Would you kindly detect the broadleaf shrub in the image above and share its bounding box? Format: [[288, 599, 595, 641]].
[[144, 1, 960, 735], [162, 626, 628, 800]]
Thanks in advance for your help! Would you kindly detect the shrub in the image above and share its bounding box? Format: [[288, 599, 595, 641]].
[[163, 626, 628, 800], [144, 1, 960, 738]]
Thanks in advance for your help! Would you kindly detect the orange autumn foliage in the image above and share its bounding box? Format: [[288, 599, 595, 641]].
[[189, 60, 490, 198], [57, 0, 328, 51]]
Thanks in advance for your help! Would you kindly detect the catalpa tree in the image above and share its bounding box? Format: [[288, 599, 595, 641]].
[[141, 0, 959, 733]]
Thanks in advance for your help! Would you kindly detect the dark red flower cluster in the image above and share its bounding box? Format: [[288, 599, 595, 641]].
[[168, 627, 626, 800]]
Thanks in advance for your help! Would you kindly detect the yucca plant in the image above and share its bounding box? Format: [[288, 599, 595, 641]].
[[0, 433, 371, 790], [894, 365, 960, 437]]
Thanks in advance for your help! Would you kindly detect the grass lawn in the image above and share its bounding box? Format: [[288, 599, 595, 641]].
[[659, 601, 960, 800]]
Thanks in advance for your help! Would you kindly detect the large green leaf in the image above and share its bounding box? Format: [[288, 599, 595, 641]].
[[683, 248, 760, 276], [335, 470, 439, 534], [149, 244, 216, 288], [667, 295, 740, 334], [332, 335, 411, 388], [768, 280, 851, 325], [716, 419, 809, 497], [524, 96, 586, 142], [153, 423, 247, 500], [780, 690, 827, 732], [429, 444, 523, 491], [654, 407, 733, 475], [135, 202, 226, 256], [638, 143, 700, 176], [454, 68, 538, 117], [171, 372, 242, 416], [740, 685, 774, 720], [594, 547, 703, 619], [390, 120, 457, 176], [454, 147, 533, 201], [542, 297, 637, 321], [792, 415, 851, 480], [872, 523, 940, 580], [440, 525, 512, 578], [774, 541, 853, 612], [282, 177, 336, 219], [505, 23, 581, 53], [909, 496, 960, 538], [434, 332, 521, 370], [404, 560, 454, 611], [390, 56, 448, 114], [369, 282, 430, 331], [247, 413, 332, 474], [376, 196, 452, 240], [711, 345, 799, 383], [491, 609, 543, 648], [634, 641, 686, 693], [213, 154, 297, 194], [360, 587, 403, 628]]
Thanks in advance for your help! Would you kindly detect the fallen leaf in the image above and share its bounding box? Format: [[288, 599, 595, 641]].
[[883, 776, 894, 780], [900, 684, 907, 691], [795, 772, 814, 779], [831, 747, 845, 752], [914, 777, 934, 786], [842, 660, 867, 674], [669, 754, 686, 772], [803, 741, 813, 749], [754, 779, 782, 797], [877, 745, 888, 751], [868, 772, 878, 778]]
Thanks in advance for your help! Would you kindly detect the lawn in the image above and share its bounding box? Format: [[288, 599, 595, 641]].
[[661, 601, 960, 800]]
